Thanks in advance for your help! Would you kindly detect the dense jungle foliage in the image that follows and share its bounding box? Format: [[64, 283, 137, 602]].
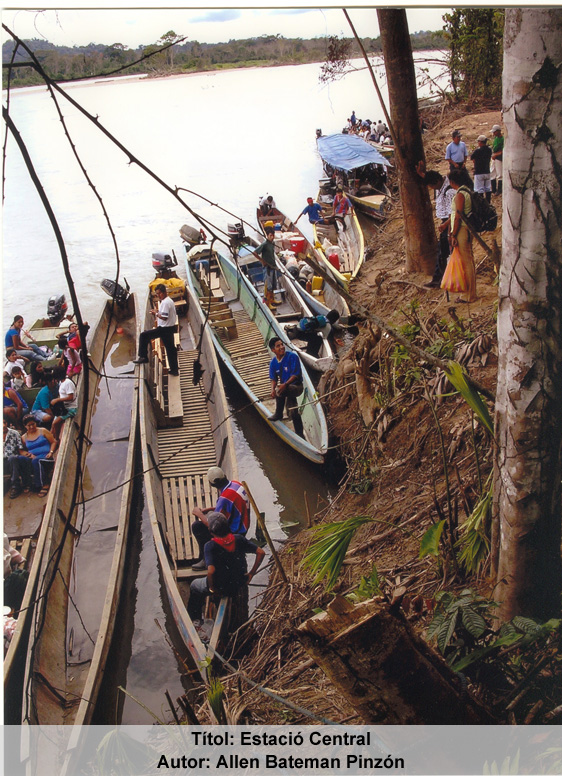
[[3, 29, 447, 88]]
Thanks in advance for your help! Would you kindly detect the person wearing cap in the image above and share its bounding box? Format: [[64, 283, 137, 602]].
[[191, 466, 250, 568], [187, 513, 265, 627], [490, 124, 504, 195], [470, 135, 493, 201], [445, 130, 468, 171], [295, 197, 326, 226]]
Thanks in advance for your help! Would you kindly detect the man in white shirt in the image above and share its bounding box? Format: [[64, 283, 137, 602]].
[[134, 284, 179, 376]]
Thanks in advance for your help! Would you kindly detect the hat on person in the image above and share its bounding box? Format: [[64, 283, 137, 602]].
[[307, 197, 314, 203], [452, 129, 461, 137], [477, 135, 487, 142], [207, 466, 227, 486], [491, 124, 501, 132]]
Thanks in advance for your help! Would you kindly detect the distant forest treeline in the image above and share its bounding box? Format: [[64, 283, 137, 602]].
[[3, 29, 447, 87]]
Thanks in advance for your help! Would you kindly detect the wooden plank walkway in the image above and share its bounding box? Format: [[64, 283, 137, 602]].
[[216, 309, 272, 402], [157, 349, 218, 567]]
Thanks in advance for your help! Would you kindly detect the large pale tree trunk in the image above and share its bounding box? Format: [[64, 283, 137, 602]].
[[492, 9, 562, 621], [376, 10, 437, 274]]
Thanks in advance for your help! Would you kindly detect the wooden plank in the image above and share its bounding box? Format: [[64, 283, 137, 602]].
[[186, 475, 196, 516], [194, 474, 204, 512], [169, 478, 185, 561], [167, 374, 183, 419], [178, 476, 195, 561]]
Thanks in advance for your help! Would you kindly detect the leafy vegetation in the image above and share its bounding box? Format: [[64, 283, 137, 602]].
[[443, 9, 504, 102], [346, 564, 383, 603], [3, 29, 448, 88]]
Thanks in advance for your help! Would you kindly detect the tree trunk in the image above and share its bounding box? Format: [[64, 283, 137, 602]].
[[492, 9, 562, 621], [377, 10, 437, 274], [297, 595, 495, 723]]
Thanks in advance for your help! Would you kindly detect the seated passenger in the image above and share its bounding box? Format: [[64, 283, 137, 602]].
[[187, 513, 265, 629], [268, 337, 304, 436], [285, 310, 340, 357], [5, 316, 48, 362], [4, 348, 29, 378], [191, 466, 250, 568], [31, 373, 59, 429], [3, 420, 33, 499], [49, 367, 77, 441], [3, 373, 28, 429], [20, 414, 57, 497]]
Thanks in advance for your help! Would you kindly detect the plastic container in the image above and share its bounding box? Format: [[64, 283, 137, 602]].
[[328, 252, 340, 271], [290, 237, 305, 254], [274, 222, 282, 231]]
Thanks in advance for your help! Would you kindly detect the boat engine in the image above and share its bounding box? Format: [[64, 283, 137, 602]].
[[228, 222, 245, 245], [47, 293, 68, 326], [100, 277, 130, 308], [152, 252, 180, 279]]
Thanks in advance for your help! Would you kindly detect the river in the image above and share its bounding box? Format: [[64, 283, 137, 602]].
[[3, 56, 445, 723]]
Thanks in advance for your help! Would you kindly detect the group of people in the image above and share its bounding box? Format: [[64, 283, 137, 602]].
[[186, 466, 265, 636], [418, 123, 504, 302], [4, 315, 84, 499], [346, 112, 393, 145], [294, 190, 352, 235], [444, 125, 504, 197]]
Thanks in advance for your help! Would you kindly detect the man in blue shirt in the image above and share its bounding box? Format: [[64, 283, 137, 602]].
[[295, 197, 326, 226], [268, 337, 304, 437], [445, 129, 468, 171]]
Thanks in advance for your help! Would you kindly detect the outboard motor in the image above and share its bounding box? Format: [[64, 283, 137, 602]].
[[47, 293, 68, 326], [152, 252, 177, 273], [227, 222, 245, 244], [101, 277, 130, 308]]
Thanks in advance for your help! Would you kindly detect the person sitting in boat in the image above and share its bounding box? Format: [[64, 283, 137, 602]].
[[295, 197, 327, 226], [31, 372, 59, 429], [259, 195, 276, 217], [66, 321, 89, 354], [58, 335, 82, 377], [133, 283, 179, 376], [3, 373, 28, 429], [191, 466, 250, 569], [8, 366, 28, 393], [268, 337, 304, 437], [3, 420, 33, 499], [285, 310, 341, 358], [20, 415, 56, 496], [49, 366, 77, 440], [187, 513, 265, 630], [5, 316, 48, 363], [4, 348, 29, 380], [252, 231, 279, 311]]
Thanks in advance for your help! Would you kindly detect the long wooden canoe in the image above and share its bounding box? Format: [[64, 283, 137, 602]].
[[255, 206, 350, 318], [20, 293, 138, 771], [138, 286, 237, 676], [312, 193, 366, 293], [185, 247, 329, 464]]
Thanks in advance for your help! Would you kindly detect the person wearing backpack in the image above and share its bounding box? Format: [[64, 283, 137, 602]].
[[448, 168, 477, 303]]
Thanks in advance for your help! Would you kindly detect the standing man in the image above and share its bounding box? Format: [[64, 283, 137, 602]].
[[490, 124, 504, 195], [134, 283, 178, 376], [422, 170, 455, 289], [445, 130, 468, 171], [187, 513, 265, 629], [253, 231, 279, 310], [350, 110, 357, 128], [470, 135, 493, 201], [295, 197, 327, 226], [268, 336, 304, 437], [191, 466, 250, 568], [332, 186, 353, 231]]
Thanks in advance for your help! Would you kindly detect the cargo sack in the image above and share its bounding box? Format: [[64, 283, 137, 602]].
[[459, 186, 498, 232], [441, 247, 467, 293], [298, 315, 328, 333]]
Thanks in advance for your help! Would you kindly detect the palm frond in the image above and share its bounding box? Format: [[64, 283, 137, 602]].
[[302, 514, 373, 590], [445, 360, 494, 434]]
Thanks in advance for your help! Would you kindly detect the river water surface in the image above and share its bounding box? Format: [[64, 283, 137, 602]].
[[3, 57, 444, 722]]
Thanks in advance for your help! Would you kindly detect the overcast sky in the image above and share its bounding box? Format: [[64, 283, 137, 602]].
[[3, 5, 450, 49]]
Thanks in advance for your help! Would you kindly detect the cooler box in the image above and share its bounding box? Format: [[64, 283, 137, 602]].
[[290, 237, 305, 254]]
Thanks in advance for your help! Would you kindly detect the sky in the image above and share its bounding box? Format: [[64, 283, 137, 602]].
[[2, 5, 450, 49]]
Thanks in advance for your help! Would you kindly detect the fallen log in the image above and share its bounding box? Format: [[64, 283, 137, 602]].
[[297, 595, 496, 724]]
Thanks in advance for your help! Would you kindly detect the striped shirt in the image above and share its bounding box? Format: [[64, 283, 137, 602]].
[[215, 480, 250, 535]]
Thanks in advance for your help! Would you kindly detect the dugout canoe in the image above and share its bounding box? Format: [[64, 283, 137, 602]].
[[184, 247, 329, 464], [138, 286, 236, 677], [20, 292, 138, 772]]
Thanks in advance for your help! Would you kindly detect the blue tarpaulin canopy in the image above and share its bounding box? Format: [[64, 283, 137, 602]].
[[317, 133, 391, 171]]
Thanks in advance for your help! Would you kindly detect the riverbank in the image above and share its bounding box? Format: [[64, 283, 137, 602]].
[[189, 107, 560, 726]]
